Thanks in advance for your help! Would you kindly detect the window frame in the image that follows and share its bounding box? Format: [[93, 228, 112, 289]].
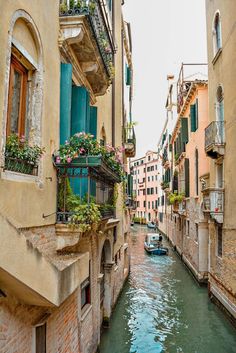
[[212, 11, 222, 62], [81, 277, 91, 310], [7, 55, 28, 137]]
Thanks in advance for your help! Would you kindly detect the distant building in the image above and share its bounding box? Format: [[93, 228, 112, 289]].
[[131, 151, 158, 223]]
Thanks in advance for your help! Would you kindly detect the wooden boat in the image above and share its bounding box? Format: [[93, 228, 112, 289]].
[[147, 222, 157, 229], [144, 233, 168, 255]]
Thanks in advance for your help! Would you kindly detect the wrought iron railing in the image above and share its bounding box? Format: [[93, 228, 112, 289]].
[[205, 121, 225, 150], [59, 0, 114, 77], [57, 207, 115, 224], [202, 188, 224, 213]]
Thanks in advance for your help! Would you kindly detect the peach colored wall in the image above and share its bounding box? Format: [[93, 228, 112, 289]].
[[132, 151, 158, 222], [185, 87, 209, 196]]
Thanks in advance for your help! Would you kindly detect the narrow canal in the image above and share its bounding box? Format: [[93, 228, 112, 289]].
[[100, 225, 236, 353]]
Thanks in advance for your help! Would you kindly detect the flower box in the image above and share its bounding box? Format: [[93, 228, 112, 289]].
[[53, 155, 122, 184], [4, 157, 38, 176]]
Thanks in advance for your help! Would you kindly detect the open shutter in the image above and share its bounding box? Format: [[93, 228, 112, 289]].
[[181, 117, 189, 144], [185, 158, 190, 197], [190, 104, 197, 132], [195, 99, 199, 130], [60, 63, 72, 144], [126, 64, 131, 86]]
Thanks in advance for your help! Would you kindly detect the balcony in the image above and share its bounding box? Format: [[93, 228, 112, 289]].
[[124, 126, 136, 158], [202, 187, 224, 223], [205, 121, 225, 159], [59, 0, 115, 96]]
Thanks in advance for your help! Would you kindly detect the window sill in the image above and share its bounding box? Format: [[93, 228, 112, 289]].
[[212, 48, 222, 65], [81, 304, 92, 321], [1, 170, 38, 183]]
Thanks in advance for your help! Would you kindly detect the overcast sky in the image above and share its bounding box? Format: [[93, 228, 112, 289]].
[[123, 0, 207, 158]]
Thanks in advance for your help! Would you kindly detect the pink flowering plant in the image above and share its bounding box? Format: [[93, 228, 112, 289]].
[[54, 132, 125, 180], [5, 133, 45, 165]]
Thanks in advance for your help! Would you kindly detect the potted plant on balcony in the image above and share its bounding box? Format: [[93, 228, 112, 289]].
[[53, 132, 125, 182], [4, 134, 45, 175]]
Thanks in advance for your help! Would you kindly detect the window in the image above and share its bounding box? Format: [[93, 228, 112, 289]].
[[217, 225, 223, 257], [148, 156, 151, 161], [143, 177, 145, 183], [143, 201, 146, 207], [155, 187, 158, 194], [144, 168, 146, 173], [195, 224, 199, 243], [152, 201, 154, 209], [215, 86, 224, 143], [213, 11, 222, 56], [186, 220, 190, 236], [113, 227, 117, 242], [148, 202, 150, 209], [148, 176, 150, 182], [81, 278, 91, 309], [35, 323, 46, 353], [7, 55, 29, 137]]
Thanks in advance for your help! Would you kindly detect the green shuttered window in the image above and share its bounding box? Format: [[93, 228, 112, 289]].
[[181, 118, 189, 144], [190, 103, 198, 132]]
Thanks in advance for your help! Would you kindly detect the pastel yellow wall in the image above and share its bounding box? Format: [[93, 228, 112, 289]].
[[0, 1, 60, 228]]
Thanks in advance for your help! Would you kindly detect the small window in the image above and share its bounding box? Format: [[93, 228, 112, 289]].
[[213, 12, 222, 56], [217, 225, 223, 257], [195, 224, 199, 243], [186, 220, 190, 236], [81, 278, 90, 309], [35, 323, 46, 353]]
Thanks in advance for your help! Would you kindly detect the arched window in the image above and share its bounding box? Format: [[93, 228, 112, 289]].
[[2, 10, 44, 174], [215, 85, 224, 144], [213, 11, 222, 56]]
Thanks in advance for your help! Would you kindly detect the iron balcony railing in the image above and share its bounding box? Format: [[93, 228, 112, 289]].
[[59, 0, 115, 78], [57, 207, 115, 224], [205, 121, 225, 150], [202, 188, 224, 214]]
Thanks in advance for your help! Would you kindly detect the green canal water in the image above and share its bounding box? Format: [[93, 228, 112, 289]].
[[100, 225, 236, 353]]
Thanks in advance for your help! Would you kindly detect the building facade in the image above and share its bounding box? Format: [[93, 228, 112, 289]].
[[205, 0, 236, 322], [0, 1, 135, 352], [158, 65, 210, 283], [131, 151, 158, 223]]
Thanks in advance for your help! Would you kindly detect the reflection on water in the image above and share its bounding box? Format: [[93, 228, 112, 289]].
[[100, 225, 236, 353]]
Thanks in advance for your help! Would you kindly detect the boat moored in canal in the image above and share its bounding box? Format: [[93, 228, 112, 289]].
[[144, 233, 168, 255], [147, 221, 157, 229]]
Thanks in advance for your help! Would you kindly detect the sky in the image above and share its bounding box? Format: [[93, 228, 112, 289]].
[[123, 0, 207, 158]]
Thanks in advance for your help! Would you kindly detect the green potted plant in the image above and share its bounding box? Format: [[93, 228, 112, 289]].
[[5, 134, 45, 175]]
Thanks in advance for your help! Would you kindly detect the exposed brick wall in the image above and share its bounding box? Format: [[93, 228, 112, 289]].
[[0, 291, 81, 353]]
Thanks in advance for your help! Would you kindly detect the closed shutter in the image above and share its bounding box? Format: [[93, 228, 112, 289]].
[[60, 63, 72, 144], [190, 104, 197, 132], [181, 117, 189, 144], [185, 158, 190, 197]]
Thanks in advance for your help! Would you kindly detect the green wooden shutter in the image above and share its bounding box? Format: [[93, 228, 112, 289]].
[[89, 106, 97, 138], [71, 86, 90, 135], [190, 104, 197, 132], [71, 86, 90, 197], [185, 158, 190, 197], [181, 117, 189, 144], [195, 99, 199, 130], [126, 65, 131, 86], [60, 63, 72, 144]]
